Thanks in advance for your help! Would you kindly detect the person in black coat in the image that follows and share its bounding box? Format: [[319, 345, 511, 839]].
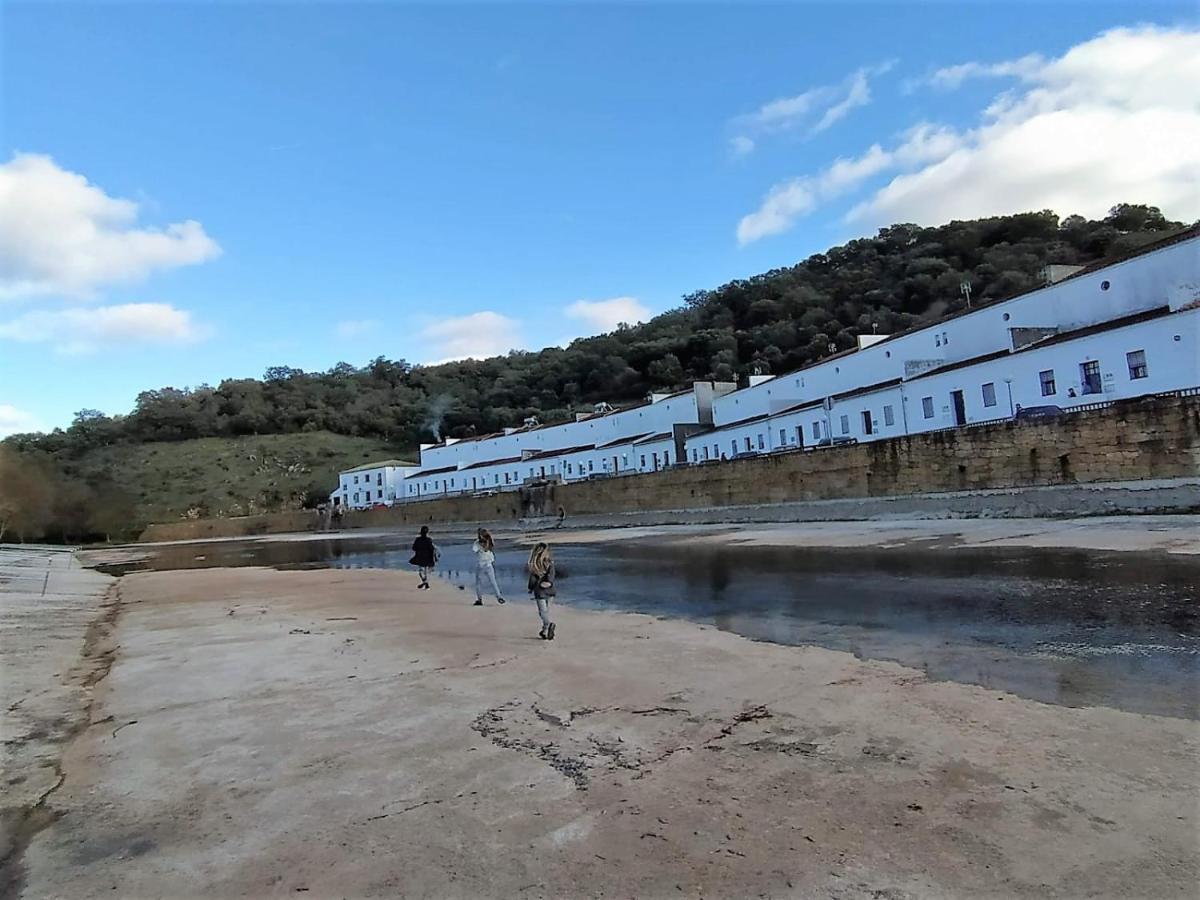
[[410, 526, 440, 590]]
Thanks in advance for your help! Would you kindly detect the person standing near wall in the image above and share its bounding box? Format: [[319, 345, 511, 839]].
[[410, 526, 439, 590], [472, 528, 505, 606], [527, 542, 556, 640]]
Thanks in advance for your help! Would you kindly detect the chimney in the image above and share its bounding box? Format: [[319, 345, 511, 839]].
[[856, 334, 889, 350], [1041, 264, 1085, 285]]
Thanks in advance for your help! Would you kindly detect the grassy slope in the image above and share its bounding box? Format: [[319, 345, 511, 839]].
[[66, 432, 411, 526]]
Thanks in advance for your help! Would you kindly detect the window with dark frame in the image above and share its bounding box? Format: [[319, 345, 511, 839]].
[[1126, 350, 1147, 379], [982, 382, 997, 407], [1039, 369, 1056, 396], [921, 396, 934, 419], [1080, 360, 1102, 394]]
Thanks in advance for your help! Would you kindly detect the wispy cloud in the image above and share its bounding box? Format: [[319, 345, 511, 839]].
[[0, 404, 45, 438], [729, 135, 756, 159], [737, 144, 892, 244], [811, 63, 889, 133], [565, 297, 651, 333], [925, 53, 1044, 90], [729, 61, 895, 156], [0, 302, 209, 354], [335, 319, 378, 339], [421, 311, 525, 363], [737, 26, 1200, 243]]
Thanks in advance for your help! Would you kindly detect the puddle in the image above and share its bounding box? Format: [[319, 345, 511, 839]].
[[97, 532, 1200, 719]]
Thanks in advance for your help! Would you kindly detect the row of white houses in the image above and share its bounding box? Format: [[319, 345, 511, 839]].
[[332, 228, 1200, 510]]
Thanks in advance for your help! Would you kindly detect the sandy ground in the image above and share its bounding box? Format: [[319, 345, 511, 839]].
[[6, 562, 1198, 899]]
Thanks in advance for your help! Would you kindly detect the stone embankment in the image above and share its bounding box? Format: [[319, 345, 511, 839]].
[[142, 392, 1200, 541]]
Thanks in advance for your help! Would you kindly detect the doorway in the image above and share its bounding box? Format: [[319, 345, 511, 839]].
[[951, 390, 966, 426]]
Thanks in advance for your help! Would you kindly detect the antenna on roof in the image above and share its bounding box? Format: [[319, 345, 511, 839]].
[[960, 279, 973, 309], [827, 342, 837, 355]]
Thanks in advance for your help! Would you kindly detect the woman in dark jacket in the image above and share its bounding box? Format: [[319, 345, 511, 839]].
[[527, 542, 557, 640], [410, 526, 439, 590]]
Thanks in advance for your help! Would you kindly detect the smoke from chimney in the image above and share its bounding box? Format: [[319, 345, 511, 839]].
[[424, 394, 453, 441]]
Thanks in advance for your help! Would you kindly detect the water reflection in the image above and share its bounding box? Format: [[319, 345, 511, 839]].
[[98, 533, 1200, 719]]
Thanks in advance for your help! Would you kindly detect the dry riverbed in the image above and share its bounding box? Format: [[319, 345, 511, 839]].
[[5, 562, 1200, 899]]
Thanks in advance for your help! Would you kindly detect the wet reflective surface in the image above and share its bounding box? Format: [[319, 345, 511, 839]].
[[100, 532, 1200, 718]]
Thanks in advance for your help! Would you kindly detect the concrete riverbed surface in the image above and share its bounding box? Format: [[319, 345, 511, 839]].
[[3, 556, 1198, 899]]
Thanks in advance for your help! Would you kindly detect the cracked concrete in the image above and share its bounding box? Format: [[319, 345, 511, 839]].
[[7, 562, 1200, 898], [0, 546, 117, 900]]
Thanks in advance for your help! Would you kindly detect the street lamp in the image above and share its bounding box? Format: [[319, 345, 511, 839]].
[[1004, 378, 1014, 417]]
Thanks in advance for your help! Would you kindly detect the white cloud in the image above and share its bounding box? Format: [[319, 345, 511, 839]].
[[730, 135, 756, 158], [812, 66, 873, 133], [855, 26, 1200, 227], [737, 144, 891, 244], [927, 54, 1044, 90], [745, 86, 833, 133], [421, 311, 524, 363], [738, 25, 1200, 242], [0, 153, 221, 300], [565, 297, 652, 333], [0, 404, 45, 438], [335, 319, 378, 338], [0, 302, 208, 354], [730, 61, 894, 154]]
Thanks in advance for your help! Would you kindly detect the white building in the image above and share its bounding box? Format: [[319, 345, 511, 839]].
[[396, 382, 733, 498], [351, 228, 1199, 504], [333, 459, 419, 509]]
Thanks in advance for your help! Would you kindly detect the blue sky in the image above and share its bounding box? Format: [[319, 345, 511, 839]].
[[2, 1, 1197, 434]]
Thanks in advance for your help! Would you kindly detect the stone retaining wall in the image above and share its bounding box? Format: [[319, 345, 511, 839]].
[[140, 393, 1200, 541]]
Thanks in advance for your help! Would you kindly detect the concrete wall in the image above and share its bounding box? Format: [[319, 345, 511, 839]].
[[140, 393, 1200, 541]]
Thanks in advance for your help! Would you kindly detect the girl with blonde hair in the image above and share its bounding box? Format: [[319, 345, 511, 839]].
[[471, 528, 505, 606], [527, 542, 556, 640]]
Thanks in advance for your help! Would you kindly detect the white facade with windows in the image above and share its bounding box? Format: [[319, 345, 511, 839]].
[[394, 382, 731, 498], [343, 229, 1199, 504], [334, 459, 418, 509], [706, 230, 1199, 429]]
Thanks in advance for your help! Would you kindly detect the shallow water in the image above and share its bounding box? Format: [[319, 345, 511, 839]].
[[100, 531, 1200, 719]]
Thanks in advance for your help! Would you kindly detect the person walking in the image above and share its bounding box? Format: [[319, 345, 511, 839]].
[[410, 526, 439, 590], [527, 542, 556, 640], [472, 528, 505, 606]]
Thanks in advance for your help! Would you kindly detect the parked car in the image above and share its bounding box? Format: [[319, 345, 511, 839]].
[[813, 436, 857, 448], [1014, 404, 1064, 422]]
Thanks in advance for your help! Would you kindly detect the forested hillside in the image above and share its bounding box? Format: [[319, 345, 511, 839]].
[[1, 204, 1188, 540], [7, 204, 1184, 456], [0, 433, 405, 542]]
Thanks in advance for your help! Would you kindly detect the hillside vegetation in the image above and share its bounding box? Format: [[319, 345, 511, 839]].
[[0, 433, 405, 542], [1, 204, 1190, 541]]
